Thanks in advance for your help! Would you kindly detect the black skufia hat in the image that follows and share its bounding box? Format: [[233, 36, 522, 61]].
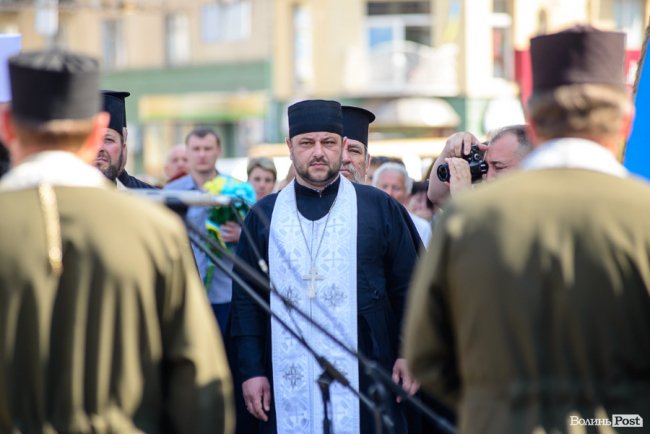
[[342, 105, 376, 147], [102, 90, 130, 133], [530, 25, 626, 92], [288, 99, 342, 138], [9, 48, 101, 123]]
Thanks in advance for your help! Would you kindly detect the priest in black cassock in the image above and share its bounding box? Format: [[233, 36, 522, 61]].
[[95, 90, 156, 189], [231, 99, 420, 434]]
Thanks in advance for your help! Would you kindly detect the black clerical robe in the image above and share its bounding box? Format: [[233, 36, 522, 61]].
[[231, 176, 419, 434], [118, 170, 158, 189]]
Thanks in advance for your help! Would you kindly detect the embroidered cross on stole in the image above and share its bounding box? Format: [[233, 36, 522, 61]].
[[303, 266, 325, 299]]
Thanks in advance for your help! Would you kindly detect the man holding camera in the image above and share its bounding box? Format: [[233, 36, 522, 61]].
[[427, 124, 531, 208]]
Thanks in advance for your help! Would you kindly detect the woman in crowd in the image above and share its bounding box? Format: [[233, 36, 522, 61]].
[[247, 157, 277, 201]]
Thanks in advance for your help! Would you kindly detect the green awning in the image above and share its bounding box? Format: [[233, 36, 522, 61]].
[[139, 91, 268, 122]]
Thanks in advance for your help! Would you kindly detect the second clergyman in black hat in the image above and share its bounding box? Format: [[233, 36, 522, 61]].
[[95, 89, 156, 188], [340, 105, 375, 184]]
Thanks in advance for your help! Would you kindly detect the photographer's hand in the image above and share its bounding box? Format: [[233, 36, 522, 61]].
[[446, 157, 472, 196], [447, 132, 481, 158], [428, 131, 483, 206]]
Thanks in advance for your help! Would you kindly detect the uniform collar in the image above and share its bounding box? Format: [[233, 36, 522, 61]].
[[521, 137, 627, 178], [0, 150, 110, 191]]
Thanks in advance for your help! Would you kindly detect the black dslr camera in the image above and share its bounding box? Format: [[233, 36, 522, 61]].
[[436, 144, 488, 183]]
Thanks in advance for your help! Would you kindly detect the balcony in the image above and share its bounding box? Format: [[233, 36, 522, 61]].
[[0, 0, 27, 9], [0, 0, 162, 11], [344, 40, 459, 97]]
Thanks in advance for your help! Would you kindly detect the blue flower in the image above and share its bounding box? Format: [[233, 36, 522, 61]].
[[203, 175, 255, 256]]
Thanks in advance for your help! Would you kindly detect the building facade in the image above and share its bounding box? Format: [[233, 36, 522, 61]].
[[1, 0, 273, 178], [0, 0, 647, 179]]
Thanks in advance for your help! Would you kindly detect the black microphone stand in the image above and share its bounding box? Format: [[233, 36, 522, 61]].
[[186, 226, 383, 434], [317, 368, 334, 434], [368, 368, 392, 434], [186, 213, 454, 434]]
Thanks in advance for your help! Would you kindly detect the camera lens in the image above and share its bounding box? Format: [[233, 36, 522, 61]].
[[437, 164, 450, 182]]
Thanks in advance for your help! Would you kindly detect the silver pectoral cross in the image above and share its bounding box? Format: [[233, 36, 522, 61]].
[[303, 265, 324, 299]]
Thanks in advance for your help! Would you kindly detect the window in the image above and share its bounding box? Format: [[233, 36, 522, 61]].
[[201, 0, 252, 43], [366, 1, 432, 48], [367, 1, 430, 15], [102, 19, 125, 70], [492, 0, 508, 13], [292, 4, 313, 91], [597, 0, 644, 48], [35, 0, 58, 38], [165, 13, 190, 66], [613, 0, 644, 48], [54, 20, 70, 49], [359, 1, 444, 92], [491, 0, 513, 80]]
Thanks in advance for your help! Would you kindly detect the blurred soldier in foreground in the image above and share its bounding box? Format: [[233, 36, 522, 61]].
[[405, 26, 650, 433], [0, 48, 233, 433]]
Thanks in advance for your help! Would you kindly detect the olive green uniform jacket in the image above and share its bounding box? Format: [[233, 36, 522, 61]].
[[0, 168, 234, 433], [405, 168, 650, 434]]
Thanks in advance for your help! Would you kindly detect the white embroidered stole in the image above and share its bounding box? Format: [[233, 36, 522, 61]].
[[269, 178, 359, 434]]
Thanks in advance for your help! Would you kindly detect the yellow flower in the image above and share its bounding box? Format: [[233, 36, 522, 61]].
[[204, 176, 227, 194]]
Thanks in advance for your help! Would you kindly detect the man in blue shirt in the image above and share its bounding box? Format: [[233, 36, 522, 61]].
[[165, 126, 240, 333]]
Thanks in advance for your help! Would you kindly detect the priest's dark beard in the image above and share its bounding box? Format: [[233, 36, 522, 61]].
[[102, 165, 120, 181], [298, 165, 340, 186], [97, 150, 124, 182]]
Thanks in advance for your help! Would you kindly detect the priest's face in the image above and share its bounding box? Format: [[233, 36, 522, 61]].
[[341, 138, 369, 183], [288, 132, 343, 189], [95, 128, 125, 181]]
